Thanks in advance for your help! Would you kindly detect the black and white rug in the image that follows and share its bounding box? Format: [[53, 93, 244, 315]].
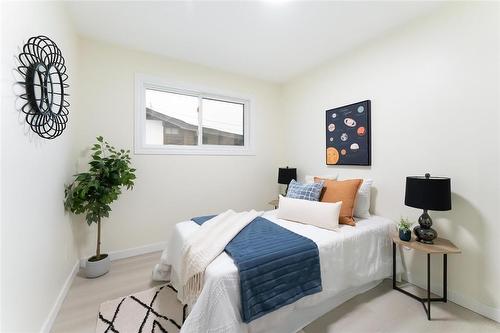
[[96, 284, 184, 333]]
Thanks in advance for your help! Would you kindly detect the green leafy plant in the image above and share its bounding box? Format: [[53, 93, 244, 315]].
[[64, 136, 136, 260], [398, 217, 412, 232]]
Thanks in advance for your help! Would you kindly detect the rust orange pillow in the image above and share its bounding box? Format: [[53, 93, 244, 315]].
[[314, 178, 362, 226]]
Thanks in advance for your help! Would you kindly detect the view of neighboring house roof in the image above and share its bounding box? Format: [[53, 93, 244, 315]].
[[146, 108, 243, 139]]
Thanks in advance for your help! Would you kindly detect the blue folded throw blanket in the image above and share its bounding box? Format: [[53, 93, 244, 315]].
[[191, 215, 322, 323]]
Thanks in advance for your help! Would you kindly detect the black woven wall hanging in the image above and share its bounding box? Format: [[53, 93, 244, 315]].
[[17, 35, 69, 139]]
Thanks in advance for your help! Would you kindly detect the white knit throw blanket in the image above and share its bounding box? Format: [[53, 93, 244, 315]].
[[180, 209, 263, 304]]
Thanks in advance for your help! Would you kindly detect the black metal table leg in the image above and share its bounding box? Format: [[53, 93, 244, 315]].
[[443, 254, 447, 303], [427, 253, 431, 320], [393, 242, 396, 289], [183, 304, 187, 323]]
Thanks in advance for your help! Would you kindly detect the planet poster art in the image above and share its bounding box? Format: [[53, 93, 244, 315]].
[[325, 100, 371, 166]]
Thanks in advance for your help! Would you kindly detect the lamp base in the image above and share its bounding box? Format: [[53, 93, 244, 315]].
[[413, 210, 437, 244], [413, 225, 437, 244], [283, 184, 289, 197]]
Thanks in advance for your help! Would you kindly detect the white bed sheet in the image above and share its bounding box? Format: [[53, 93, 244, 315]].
[[153, 211, 401, 333]]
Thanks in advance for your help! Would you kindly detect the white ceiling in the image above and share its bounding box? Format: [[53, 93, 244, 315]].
[[66, 1, 443, 83]]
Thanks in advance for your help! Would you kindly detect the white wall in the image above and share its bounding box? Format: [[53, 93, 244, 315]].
[[73, 38, 283, 259], [1, 1, 80, 332], [2, 1, 499, 330], [282, 2, 500, 319]]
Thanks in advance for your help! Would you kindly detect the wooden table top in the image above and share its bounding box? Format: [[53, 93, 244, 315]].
[[392, 234, 461, 254], [268, 199, 279, 206]]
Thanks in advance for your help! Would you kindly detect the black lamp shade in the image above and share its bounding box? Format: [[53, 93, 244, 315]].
[[405, 176, 452, 211], [278, 167, 297, 185]]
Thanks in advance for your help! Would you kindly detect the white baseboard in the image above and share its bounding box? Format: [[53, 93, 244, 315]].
[[79, 241, 167, 268], [40, 260, 79, 333], [405, 272, 500, 323]]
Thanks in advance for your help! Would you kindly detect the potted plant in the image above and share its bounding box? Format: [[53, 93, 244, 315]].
[[64, 136, 136, 278], [398, 217, 412, 242]]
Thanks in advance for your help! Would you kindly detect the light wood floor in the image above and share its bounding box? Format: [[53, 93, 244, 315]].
[[52, 252, 499, 333]]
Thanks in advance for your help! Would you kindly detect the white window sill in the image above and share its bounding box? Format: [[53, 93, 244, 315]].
[[135, 145, 255, 156]]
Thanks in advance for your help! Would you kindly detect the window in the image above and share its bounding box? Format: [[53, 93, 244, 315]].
[[135, 74, 253, 155], [202, 98, 244, 146]]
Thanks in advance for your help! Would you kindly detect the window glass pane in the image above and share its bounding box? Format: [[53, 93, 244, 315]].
[[145, 89, 199, 145], [201, 98, 244, 146]]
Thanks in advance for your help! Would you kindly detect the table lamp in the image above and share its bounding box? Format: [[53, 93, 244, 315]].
[[278, 167, 297, 195], [404, 173, 451, 244]]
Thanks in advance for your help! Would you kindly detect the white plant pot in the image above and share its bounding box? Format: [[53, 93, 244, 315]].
[[86, 254, 110, 278]]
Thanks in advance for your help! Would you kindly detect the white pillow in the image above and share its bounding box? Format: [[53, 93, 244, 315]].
[[354, 179, 373, 219], [304, 174, 338, 184], [277, 195, 341, 231]]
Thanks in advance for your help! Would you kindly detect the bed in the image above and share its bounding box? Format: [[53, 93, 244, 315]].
[[153, 210, 400, 333]]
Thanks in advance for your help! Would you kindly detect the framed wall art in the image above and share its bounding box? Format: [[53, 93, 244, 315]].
[[325, 100, 371, 166]]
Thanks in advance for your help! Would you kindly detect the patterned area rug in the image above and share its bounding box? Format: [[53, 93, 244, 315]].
[[96, 284, 185, 333]]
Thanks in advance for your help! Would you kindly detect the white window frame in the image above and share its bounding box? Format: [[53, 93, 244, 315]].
[[135, 74, 254, 155]]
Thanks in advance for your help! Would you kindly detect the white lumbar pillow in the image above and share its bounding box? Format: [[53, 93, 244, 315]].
[[304, 174, 338, 184], [354, 179, 373, 219], [277, 195, 341, 231]]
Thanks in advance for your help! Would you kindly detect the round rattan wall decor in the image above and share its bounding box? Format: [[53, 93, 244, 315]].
[[17, 35, 70, 139]]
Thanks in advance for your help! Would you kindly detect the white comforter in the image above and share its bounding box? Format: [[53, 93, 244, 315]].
[[153, 211, 399, 333]]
